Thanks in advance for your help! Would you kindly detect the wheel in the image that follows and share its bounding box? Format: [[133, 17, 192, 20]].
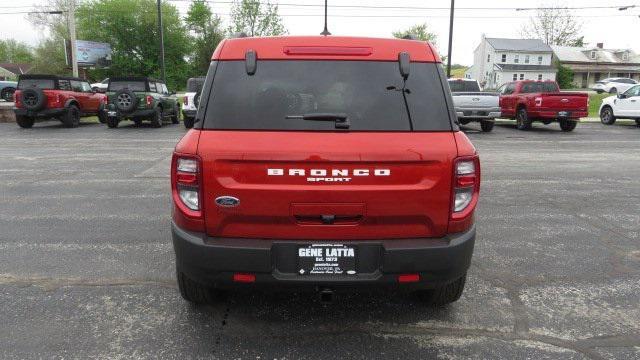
[[480, 120, 494, 132], [113, 88, 138, 113], [21, 88, 46, 111], [596, 90, 603, 94], [183, 117, 194, 129], [15, 115, 35, 128], [177, 271, 223, 304], [413, 274, 467, 306], [516, 108, 532, 130], [559, 119, 577, 132], [97, 104, 107, 124], [1, 87, 16, 102], [106, 116, 119, 128], [600, 106, 616, 125], [609, 87, 617, 94], [61, 105, 80, 128], [171, 104, 180, 124], [150, 107, 163, 128]]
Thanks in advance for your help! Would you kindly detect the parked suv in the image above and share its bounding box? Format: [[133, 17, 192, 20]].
[[13, 74, 107, 128], [182, 77, 205, 128], [104, 77, 180, 128], [591, 78, 637, 94], [599, 84, 640, 126], [171, 36, 480, 306]]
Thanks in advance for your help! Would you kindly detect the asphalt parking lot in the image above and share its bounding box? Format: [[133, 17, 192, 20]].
[[0, 119, 639, 359]]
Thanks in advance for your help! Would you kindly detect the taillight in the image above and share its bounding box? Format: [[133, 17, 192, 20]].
[[146, 95, 153, 107], [449, 155, 480, 233], [534, 97, 542, 107], [172, 154, 202, 218], [183, 96, 188, 106]]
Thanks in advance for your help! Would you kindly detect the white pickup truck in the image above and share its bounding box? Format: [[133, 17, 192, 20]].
[[448, 79, 500, 132]]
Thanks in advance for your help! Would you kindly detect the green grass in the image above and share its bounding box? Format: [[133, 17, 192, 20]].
[[588, 93, 611, 118]]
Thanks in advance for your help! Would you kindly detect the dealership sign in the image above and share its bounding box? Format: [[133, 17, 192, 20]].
[[65, 40, 112, 69]]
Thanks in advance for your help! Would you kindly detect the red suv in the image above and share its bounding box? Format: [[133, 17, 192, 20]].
[[13, 74, 107, 128], [171, 36, 480, 305]]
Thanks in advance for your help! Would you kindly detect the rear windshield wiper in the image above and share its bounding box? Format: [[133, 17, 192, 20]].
[[285, 113, 350, 129]]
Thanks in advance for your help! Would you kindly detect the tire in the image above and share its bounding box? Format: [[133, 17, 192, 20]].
[[609, 87, 617, 94], [21, 88, 46, 111], [184, 117, 194, 129], [113, 88, 138, 113], [1, 87, 16, 102], [97, 104, 107, 124], [16, 115, 35, 128], [106, 116, 119, 128], [177, 271, 222, 304], [413, 274, 467, 306], [516, 108, 532, 130], [596, 90, 603, 94], [600, 106, 616, 125], [193, 90, 201, 108], [150, 107, 163, 128], [559, 119, 577, 132], [61, 105, 80, 128], [480, 120, 494, 132], [171, 104, 180, 124]]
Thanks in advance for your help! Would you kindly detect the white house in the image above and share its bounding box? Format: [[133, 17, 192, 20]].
[[468, 36, 557, 89]]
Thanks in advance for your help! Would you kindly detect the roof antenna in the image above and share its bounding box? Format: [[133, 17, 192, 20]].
[[320, 0, 331, 36]]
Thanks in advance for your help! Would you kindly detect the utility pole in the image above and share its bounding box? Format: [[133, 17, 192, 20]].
[[157, 0, 166, 83], [68, 0, 78, 77], [446, 0, 455, 78]]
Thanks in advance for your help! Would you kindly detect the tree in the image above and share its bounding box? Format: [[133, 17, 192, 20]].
[[392, 23, 438, 45], [75, 0, 191, 90], [0, 40, 34, 64], [185, 0, 224, 75], [521, 5, 583, 46], [30, 37, 70, 75], [555, 61, 575, 89], [229, 0, 287, 37]]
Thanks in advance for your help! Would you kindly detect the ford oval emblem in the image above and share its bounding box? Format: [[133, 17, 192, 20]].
[[215, 196, 240, 208], [472, 97, 480, 101]]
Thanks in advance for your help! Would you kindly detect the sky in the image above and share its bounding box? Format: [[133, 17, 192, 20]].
[[0, 0, 639, 66]]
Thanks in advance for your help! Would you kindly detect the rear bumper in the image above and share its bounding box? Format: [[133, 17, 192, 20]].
[[14, 107, 66, 119], [455, 107, 501, 119], [172, 222, 475, 291], [182, 109, 196, 119], [532, 110, 587, 120]]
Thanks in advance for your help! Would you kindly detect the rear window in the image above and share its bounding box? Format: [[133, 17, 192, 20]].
[[203, 60, 451, 131], [108, 81, 146, 92], [187, 78, 205, 92], [448, 80, 480, 92], [18, 79, 55, 90], [521, 82, 559, 93]]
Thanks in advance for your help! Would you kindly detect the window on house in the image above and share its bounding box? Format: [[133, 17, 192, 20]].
[[514, 54, 519, 63], [538, 56, 543, 64], [525, 55, 530, 64], [487, 54, 491, 62], [512, 73, 517, 81], [590, 51, 596, 59], [519, 74, 525, 80], [501, 54, 507, 62], [622, 52, 629, 61], [538, 74, 543, 81]]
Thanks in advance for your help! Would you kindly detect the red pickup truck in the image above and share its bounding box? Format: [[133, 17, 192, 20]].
[[498, 80, 588, 131], [171, 36, 479, 306]]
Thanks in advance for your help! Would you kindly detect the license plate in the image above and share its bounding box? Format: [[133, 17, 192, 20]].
[[298, 244, 356, 275], [108, 111, 117, 116], [558, 111, 569, 117]]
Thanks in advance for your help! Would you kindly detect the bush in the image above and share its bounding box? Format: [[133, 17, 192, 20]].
[[556, 62, 575, 89]]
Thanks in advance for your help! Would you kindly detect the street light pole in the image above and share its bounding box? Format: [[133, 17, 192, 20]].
[[157, 0, 166, 83], [68, 0, 78, 77], [446, 0, 455, 77]]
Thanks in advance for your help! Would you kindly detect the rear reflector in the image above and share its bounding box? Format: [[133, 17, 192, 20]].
[[233, 273, 256, 283], [397, 274, 420, 283], [283, 46, 373, 56]]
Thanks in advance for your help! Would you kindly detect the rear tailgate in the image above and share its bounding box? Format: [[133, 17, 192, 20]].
[[451, 92, 499, 108], [539, 92, 589, 111], [198, 131, 457, 240]]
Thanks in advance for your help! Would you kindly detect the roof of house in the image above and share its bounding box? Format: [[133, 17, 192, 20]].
[[552, 45, 640, 64], [495, 64, 557, 72], [0, 63, 33, 75], [485, 38, 552, 52]]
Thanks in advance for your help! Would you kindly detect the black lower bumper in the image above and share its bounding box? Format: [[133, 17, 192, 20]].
[[14, 108, 66, 119], [182, 109, 196, 119], [105, 108, 155, 118], [172, 223, 475, 291]]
